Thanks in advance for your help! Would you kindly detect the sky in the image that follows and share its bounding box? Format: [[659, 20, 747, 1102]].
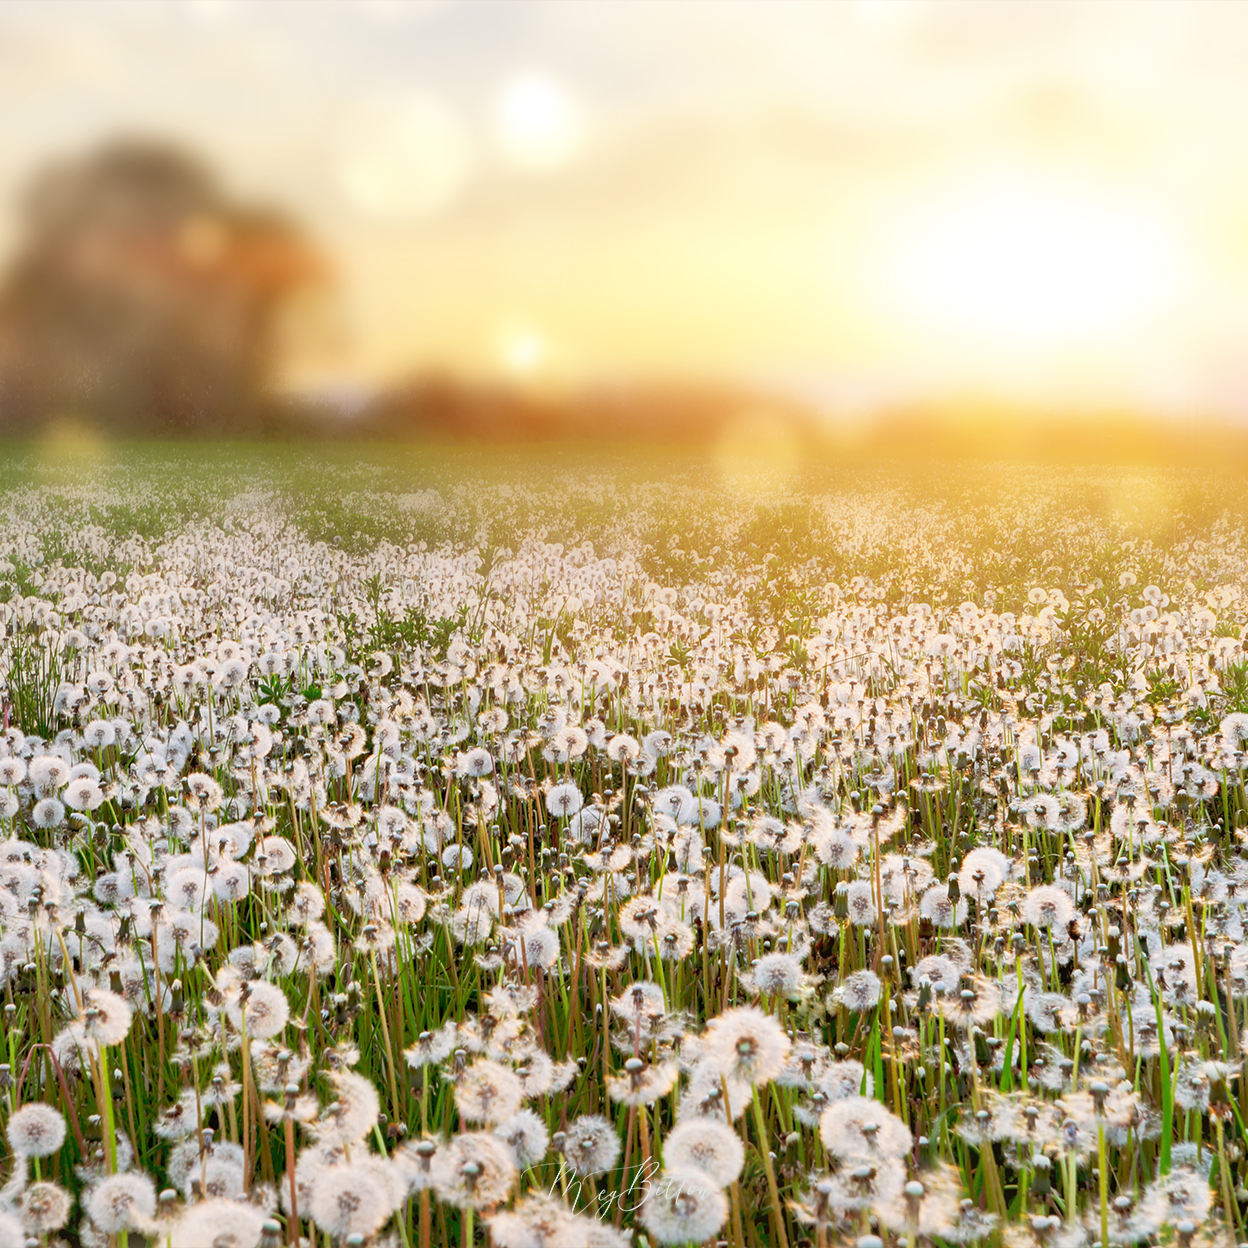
[[2, 0, 1248, 418]]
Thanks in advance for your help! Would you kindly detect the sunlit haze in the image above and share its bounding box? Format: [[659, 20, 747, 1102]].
[[2, 0, 1248, 419]]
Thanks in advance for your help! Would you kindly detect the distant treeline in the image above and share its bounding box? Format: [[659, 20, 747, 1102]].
[[300, 375, 820, 444], [294, 396, 1248, 465], [855, 402, 1248, 467], [15, 377, 1248, 469]]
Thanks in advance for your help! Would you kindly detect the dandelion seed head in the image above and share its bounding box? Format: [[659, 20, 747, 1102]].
[[307, 1160, 395, 1239], [85, 1171, 157, 1234], [170, 1198, 269, 1248], [838, 970, 882, 1011], [1022, 884, 1075, 930], [455, 1058, 525, 1125], [432, 1130, 518, 1208], [640, 1168, 729, 1245], [6, 1102, 67, 1158], [79, 987, 133, 1046], [493, 1108, 550, 1168], [662, 1116, 745, 1186], [226, 981, 290, 1039], [701, 1005, 791, 1087], [18, 1179, 73, 1234], [750, 951, 805, 998], [820, 1095, 913, 1163], [558, 1114, 620, 1177], [488, 1193, 584, 1248]]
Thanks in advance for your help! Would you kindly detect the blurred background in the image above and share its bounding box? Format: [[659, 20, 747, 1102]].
[[1, 0, 1248, 448]]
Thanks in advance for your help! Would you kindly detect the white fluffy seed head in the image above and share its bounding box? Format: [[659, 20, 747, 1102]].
[[170, 1198, 269, 1248], [662, 1117, 745, 1186], [6, 1102, 67, 1158], [640, 1168, 730, 1245], [226, 980, 290, 1040], [492, 1109, 550, 1168], [701, 1005, 791, 1087], [559, 1114, 621, 1177], [431, 1131, 518, 1209], [79, 987, 134, 1046], [820, 1095, 913, 1163], [85, 1172, 157, 1234], [455, 1059, 524, 1126], [307, 1161, 394, 1240], [19, 1179, 73, 1234]]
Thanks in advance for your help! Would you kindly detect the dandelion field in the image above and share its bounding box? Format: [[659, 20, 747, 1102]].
[[6, 444, 1248, 1248]]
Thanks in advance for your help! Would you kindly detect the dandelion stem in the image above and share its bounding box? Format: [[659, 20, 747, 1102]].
[[751, 1082, 788, 1248], [1097, 1120, 1109, 1248], [369, 949, 403, 1125]]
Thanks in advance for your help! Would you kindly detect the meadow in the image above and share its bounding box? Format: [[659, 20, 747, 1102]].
[[3, 442, 1248, 1248]]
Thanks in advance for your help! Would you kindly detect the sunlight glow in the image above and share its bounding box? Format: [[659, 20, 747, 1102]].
[[848, 0, 926, 36], [886, 172, 1188, 357], [494, 73, 584, 173], [336, 92, 473, 222], [499, 325, 546, 376]]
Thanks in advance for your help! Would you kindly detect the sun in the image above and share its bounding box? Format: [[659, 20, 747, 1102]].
[[885, 170, 1187, 357]]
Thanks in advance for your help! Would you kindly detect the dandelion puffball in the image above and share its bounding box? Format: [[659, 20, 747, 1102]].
[[6, 1102, 67, 1158]]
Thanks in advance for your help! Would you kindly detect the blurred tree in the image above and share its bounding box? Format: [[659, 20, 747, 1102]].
[[0, 140, 325, 434]]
